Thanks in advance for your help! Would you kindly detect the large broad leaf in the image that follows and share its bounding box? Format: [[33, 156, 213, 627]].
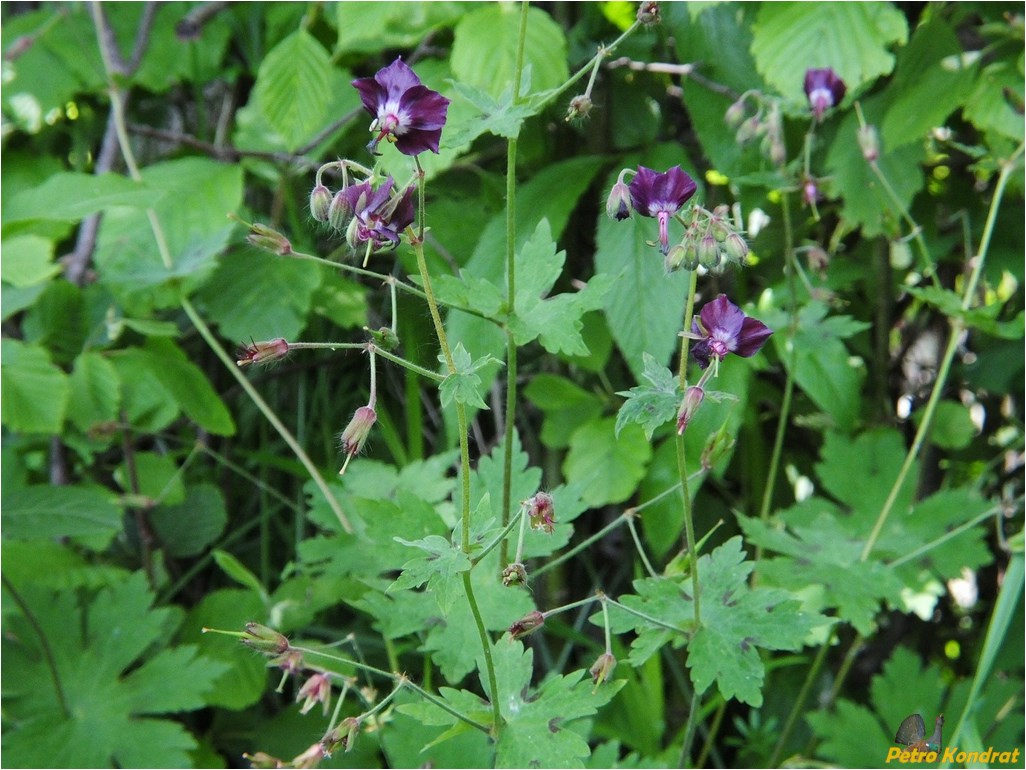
[[451, 5, 568, 101], [2, 484, 122, 544], [486, 641, 625, 769], [252, 30, 332, 151], [751, 3, 908, 101], [67, 351, 121, 434], [93, 157, 243, 314], [197, 247, 322, 342], [4, 173, 164, 223], [0, 234, 59, 287], [603, 537, 830, 707], [881, 17, 977, 149], [333, 2, 465, 54], [0, 339, 70, 434], [563, 418, 652, 507], [150, 484, 228, 558], [2, 573, 227, 768]]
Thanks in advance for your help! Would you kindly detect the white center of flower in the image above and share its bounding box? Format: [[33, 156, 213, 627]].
[[378, 99, 410, 135]]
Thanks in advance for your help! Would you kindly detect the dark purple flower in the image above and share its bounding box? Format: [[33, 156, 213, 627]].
[[342, 176, 416, 252], [628, 165, 697, 254], [690, 294, 773, 370], [803, 68, 846, 121], [353, 58, 450, 156]]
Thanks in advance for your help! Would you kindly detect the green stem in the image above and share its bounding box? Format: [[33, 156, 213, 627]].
[[757, 193, 798, 528], [533, 512, 632, 578], [769, 626, 836, 766], [410, 234, 501, 733], [860, 145, 1023, 560], [499, 0, 529, 569], [602, 596, 691, 635], [538, 20, 643, 110], [182, 299, 352, 532], [626, 514, 659, 579]]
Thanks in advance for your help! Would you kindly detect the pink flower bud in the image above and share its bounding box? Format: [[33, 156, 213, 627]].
[[339, 405, 377, 474], [606, 181, 633, 221], [677, 386, 705, 434]]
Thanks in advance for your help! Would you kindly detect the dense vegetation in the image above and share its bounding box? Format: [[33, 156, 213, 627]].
[[2, 2, 1023, 768]]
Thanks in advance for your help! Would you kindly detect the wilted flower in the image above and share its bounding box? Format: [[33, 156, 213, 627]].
[[339, 405, 377, 474], [803, 67, 846, 121], [241, 622, 289, 655], [297, 673, 332, 716], [566, 94, 593, 122], [508, 610, 546, 640], [290, 742, 326, 769], [589, 652, 617, 686], [502, 562, 528, 587], [247, 223, 292, 256], [237, 338, 290, 367], [353, 58, 451, 156], [627, 165, 698, 255], [637, 0, 660, 25], [243, 751, 287, 768], [323, 717, 362, 755], [342, 177, 416, 254], [525, 491, 556, 534], [689, 295, 773, 370]]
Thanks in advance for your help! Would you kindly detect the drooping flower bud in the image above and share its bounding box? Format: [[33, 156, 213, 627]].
[[697, 233, 720, 270], [309, 183, 332, 223], [722, 233, 750, 266], [804, 67, 846, 121], [606, 180, 633, 221], [676, 386, 705, 434], [339, 405, 377, 474], [736, 115, 761, 144], [802, 178, 820, 207], [291, 743, 326, 770], [724, 98, 747, 129], [508, 610, 546, 640], [244, 751, 287, 768], [328, 190, 355, 232], [237, 338, 290, 367], [858, 123, 880, 162]]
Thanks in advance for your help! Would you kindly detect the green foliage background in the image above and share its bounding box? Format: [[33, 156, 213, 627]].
[[1, 2, 1023, 768]]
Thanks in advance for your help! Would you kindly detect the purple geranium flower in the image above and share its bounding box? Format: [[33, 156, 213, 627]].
[[342, 176, 416, 254], [689, 294, 773, 370], [353, 58, 451, 156], [803, 67, 846, 121], [628, 165, 697, 254]]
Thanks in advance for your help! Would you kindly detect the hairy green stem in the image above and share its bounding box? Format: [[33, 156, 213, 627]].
[[410, 234, 501, 732], [499, 1, 529, 569], [757, 193, 798, 529]]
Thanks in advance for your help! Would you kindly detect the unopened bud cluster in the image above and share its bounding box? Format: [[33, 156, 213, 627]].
[[725, 93, 786, 165], [665, 205, 750, 273]]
